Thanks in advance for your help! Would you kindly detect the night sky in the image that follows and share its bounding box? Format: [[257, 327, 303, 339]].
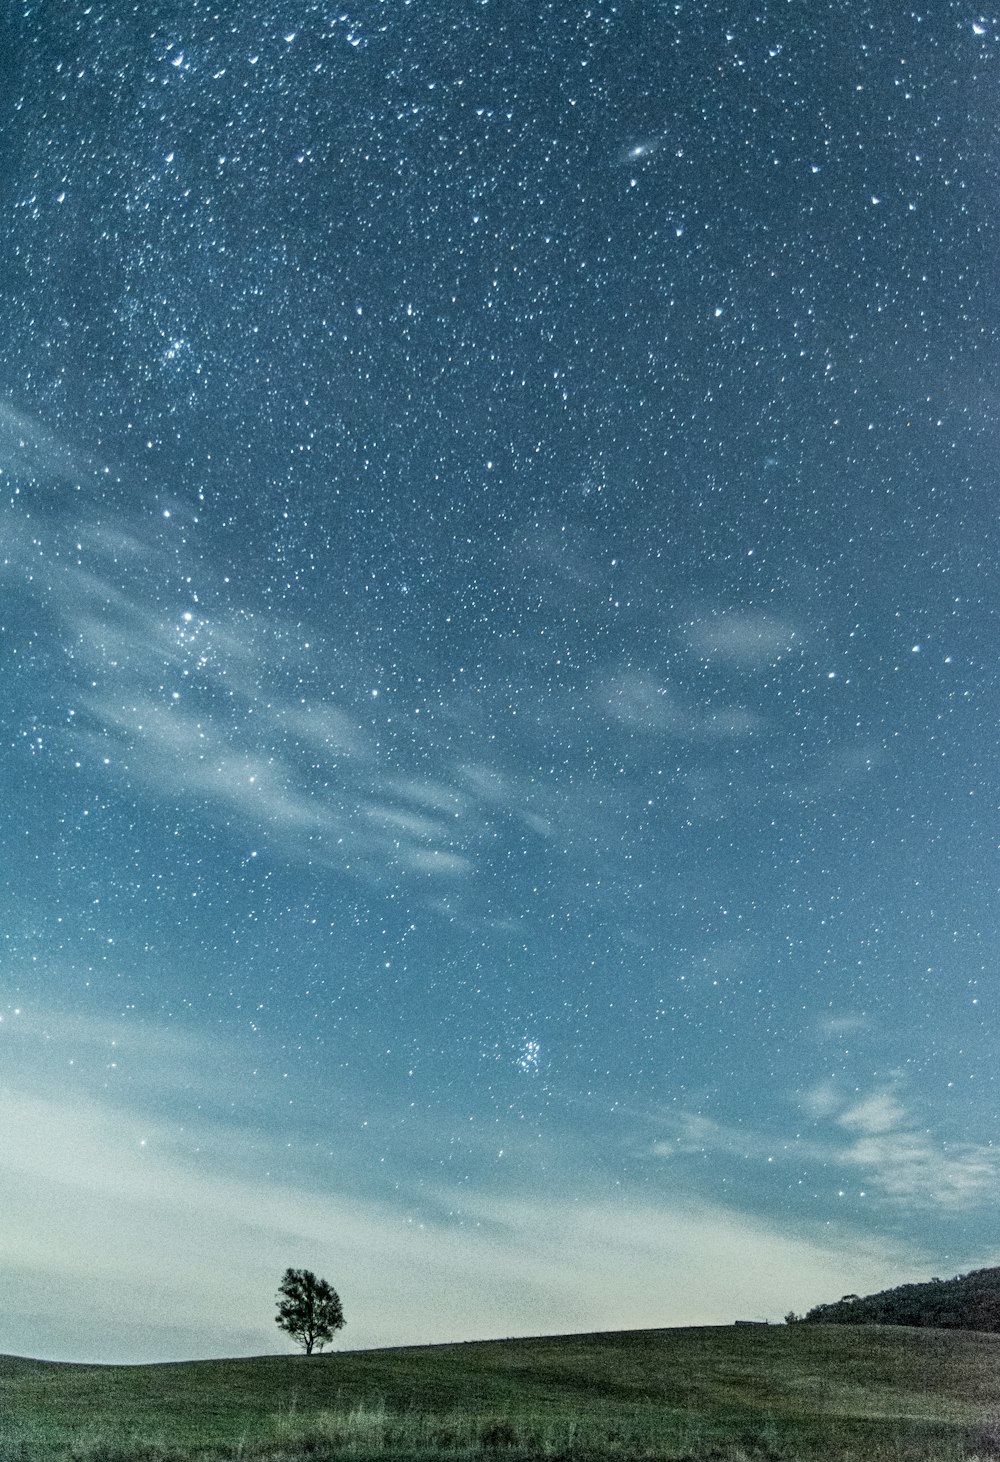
[[3, 1, 999, 1364]]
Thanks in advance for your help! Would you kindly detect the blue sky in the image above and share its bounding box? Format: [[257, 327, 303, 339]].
[[1, 1, 998, 1361]]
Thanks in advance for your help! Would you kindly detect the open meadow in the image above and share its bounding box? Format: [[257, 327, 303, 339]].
[[3, 1323, 1000, 1462]]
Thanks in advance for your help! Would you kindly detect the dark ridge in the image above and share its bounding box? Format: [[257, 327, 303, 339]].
[[794, 1265, 1000, 1331]]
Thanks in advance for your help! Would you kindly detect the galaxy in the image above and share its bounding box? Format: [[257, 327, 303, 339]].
[[2, 2, 998, 1363]]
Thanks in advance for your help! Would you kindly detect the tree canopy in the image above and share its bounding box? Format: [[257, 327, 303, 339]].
[[793, 1266, 1000, 1332], [275, 1267, 345, 1354]]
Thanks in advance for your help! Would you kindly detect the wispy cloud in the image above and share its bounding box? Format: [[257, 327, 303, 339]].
[[652, 1080, 1000, 1215], [839, 1088, 909, 1136], [0, 400, 98, 483], [686, 611, 804, 668], [814, 1012, 873, 1041], [3, 413, 665, 897], [0, 478, 524, 884], [0, 406, 884, 903], [600, 669, 765, 740], [833, 1084, 1000, 1210], [652, 1110, 775, 1162]]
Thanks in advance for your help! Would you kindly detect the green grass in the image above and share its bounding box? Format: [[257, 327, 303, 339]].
[[3, 1323, 1000, 1460]]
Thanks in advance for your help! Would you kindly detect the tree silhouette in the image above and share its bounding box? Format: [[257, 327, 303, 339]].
[[275, 1267, 345, 1354]]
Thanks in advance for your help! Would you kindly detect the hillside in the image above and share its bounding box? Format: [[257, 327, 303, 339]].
[[3, 1323, 1000, 1460], [798, 1265, 1000, 1332]]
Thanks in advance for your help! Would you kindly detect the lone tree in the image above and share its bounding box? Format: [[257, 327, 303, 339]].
[[275, 1267, 345, 1354]]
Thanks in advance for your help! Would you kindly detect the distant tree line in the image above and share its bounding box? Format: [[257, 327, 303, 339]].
[[788, 1266, 1000, 1332]]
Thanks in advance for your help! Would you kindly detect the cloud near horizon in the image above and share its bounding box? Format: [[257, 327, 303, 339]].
[[0, 1069, 922, 1365]]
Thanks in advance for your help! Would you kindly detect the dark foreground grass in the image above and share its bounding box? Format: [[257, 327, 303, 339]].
[[3, 1323, 1000, 1461]]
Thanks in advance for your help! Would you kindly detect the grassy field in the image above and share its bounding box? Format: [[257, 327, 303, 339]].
[[3, 1323, 1000, 1461]]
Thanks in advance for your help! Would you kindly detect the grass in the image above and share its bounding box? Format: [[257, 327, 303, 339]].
[[2, 1323, 1000, 1460]]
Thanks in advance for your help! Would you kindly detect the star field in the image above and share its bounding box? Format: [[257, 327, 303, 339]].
[[1, 1, 999, 1361]]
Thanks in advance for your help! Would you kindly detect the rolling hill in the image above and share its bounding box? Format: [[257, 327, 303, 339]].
[[3, 1322, 1000, 1460]]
